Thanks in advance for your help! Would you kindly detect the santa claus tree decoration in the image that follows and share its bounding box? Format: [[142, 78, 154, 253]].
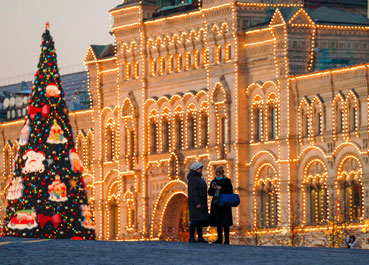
[[2, 23, 95, 239]]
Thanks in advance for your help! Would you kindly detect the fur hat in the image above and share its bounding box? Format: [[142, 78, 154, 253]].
[[190, 162, 203, 171]]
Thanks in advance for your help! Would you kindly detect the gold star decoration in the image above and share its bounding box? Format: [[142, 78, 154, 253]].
[[69, 179, 78, 191]]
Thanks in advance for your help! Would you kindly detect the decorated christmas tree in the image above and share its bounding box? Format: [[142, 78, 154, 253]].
[[2, 24, 95, 239]]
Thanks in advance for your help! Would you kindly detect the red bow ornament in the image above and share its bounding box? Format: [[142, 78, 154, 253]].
[[28, 104, 50, 119], [38, 213, 61, 229]]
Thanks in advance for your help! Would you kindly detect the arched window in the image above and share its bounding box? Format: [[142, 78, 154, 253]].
[[184, 52, 191, 71], [175, 116, 182, 149], [299, 100, 310, 139], [200, 112, 208, 147], [255, 108, 262, 141], [150, 58, 156, 77], [303, 161, 328, 225], [105, 125, 114, 161], [150, 120, 158, 154], [251, 95, 263, 142], [215, 45, 222, 65], [202, 48, 209, 67], [312, 99, 323, 137], [347, 95, 359, 133], [337, 157, 362, 223], [133, 60, 139, 79], [255, 165, 279, 229], [175, 53, 182, 73], [126, 129, 135, 170], [334, 96, 345, 135], [267, 105, 277, 140], [187, 114, 196, 149], [162, 118, 170, 153], [260, 180, 278, 228], [167, 55, 174, 74], [193, 49, 199, 69], [124, 62, 131, 81], [158, 56, 165, 76]]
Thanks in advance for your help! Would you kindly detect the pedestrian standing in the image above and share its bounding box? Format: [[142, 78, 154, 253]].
[[187, 162, 209, 243], [208, 166, 233, 244]]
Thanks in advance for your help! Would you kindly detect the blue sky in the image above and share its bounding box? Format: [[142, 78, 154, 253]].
[[0, 0, 120, 83]]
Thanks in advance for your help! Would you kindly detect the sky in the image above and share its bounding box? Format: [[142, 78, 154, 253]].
[[0, 0, 121, 85]]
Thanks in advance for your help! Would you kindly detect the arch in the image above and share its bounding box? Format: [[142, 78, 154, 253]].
[[301, 159, 328, 225], [212, 83, 228, 104], [336, 155, 363, 223], [160, 192, 188, 241], [253, 163, 280, 228], [150, 180, 188, 238], [106, 179, 121, 240]]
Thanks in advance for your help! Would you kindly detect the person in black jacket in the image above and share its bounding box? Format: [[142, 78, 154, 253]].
[[187, 162, 209, 243], [208, 166, 233, 244]]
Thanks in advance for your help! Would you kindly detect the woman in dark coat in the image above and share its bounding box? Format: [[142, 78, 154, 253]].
[[187, 162, 209, 243], [208, 166, 233, 244]]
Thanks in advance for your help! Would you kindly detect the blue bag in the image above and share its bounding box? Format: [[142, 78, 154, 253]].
[[219, 193, 240, 207]]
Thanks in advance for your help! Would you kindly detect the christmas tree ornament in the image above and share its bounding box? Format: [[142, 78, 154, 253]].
[[21, 150, 45, 174], [48, 175, 67, 202], [6, 177, 25, 200], [2, 23, 95, 239], [69, 148, 83, 173], [47, 119, 67, 144], [80, 205, 95, 230], [19, 120, 31, 146], [7, 210, 38, 230], [45, 83, 60, 97]]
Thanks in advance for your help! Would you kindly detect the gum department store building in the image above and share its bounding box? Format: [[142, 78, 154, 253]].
[[1, 0, 369, 246]]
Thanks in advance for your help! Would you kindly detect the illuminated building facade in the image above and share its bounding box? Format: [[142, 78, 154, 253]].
[[2, 0, 369, 246]]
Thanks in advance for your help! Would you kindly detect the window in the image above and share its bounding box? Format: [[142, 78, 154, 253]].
[[200, 113, 208, 147], [202, 48, 209, 67], [215, 45, 222, 65], [260, 182, 278, 228], [105, 126, 114, 161], [267, 105, 277, 140], [150, 58, 156, 77], [175, 117, 182, 149], [175, 53, 182, 73], [167, 55, 174, 74], [308, 178, 327, 225], [150, 121, 157, 154], [193, 50, 199, 69], [224, 43, 231, 63], [124, 62, 131, 80], [158, 56, 165, 76], [187, 115, 195, 149], [133, 60, 139, 79], [162, 119, 170, 152], [254, 108, 262, 141], [184, 51, 191, 71]]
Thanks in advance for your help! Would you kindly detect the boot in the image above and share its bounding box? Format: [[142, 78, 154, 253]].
[[197, 225, 208, 243], [189, 222, 197, 243], [213, 226, 223, 244], [224, 226, 230, 245]]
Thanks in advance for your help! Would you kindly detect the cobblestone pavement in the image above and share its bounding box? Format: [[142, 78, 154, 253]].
[[1, 237, 369, 265]]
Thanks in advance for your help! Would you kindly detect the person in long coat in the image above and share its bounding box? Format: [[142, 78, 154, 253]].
[[208, 166, 233, 244], [187, 162, 209, 243]]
